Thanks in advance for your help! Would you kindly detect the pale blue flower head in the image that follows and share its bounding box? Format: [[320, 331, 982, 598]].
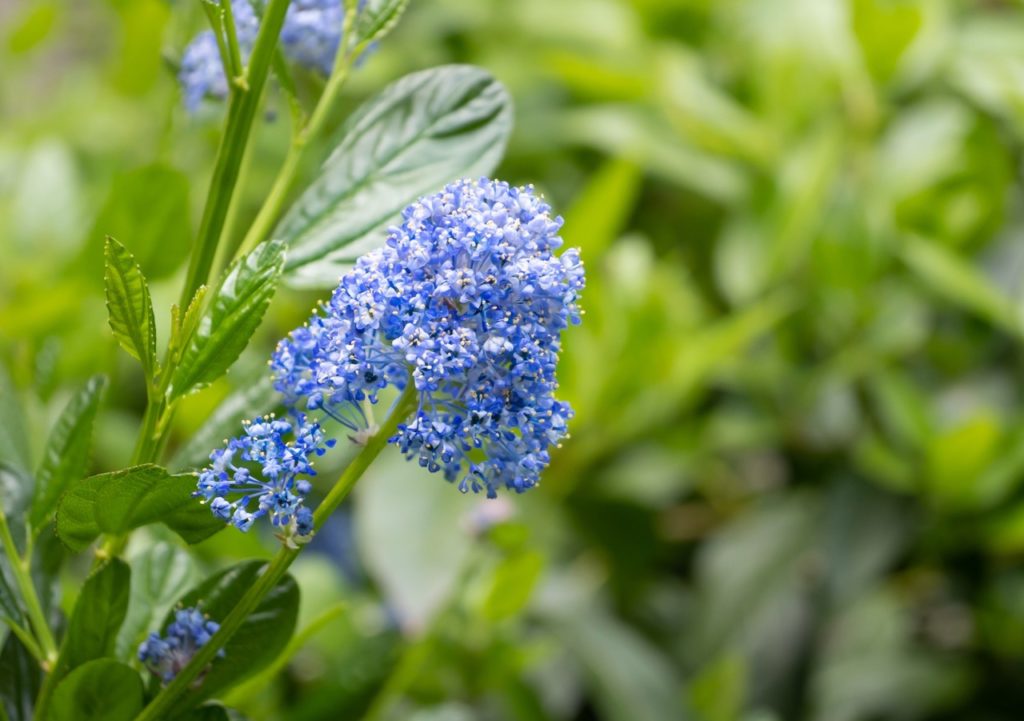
[[179, 0, 345, 111], [138, 607, 223, 683], [198, 178, 584, 533]]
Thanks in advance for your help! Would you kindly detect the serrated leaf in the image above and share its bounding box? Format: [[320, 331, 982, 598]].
[[104, 237, 157, 379], [349, 0, 408, 48], [169, 241, 285, 398], [116, 543, 199, 661], [167, 561, 299, 708], [56, 464, 223, 552], [49, 659, 143, 721], [276, 65, 512, 287], [29, 375, 107, 530], [50, 559, 130, 689]]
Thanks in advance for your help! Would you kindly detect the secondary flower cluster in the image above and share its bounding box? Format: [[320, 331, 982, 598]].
[[138, 607, 222, 683], [179, 0, 345, 111], [197, 178, 584, 535], [195, 412, 331, 533]]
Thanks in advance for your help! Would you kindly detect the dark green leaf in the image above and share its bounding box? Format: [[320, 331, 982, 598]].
[[81, 165, 191, 281], [48, 659, 143, 721], [52, 560, 130, 685], [175, 705, 232, 721], [277, 65, 512, 287], [56, 464, 223, 552], [349, 0, 408, 48], [168, 561, 299, 706], [29, 375, 107, 530], [170, 375, 278, 471], [116, 543, 199, 661], [104, 237, 157, 379], [169, 240, 285, 398], [0, 633, 41, 721], [0, 364, 32, 480]]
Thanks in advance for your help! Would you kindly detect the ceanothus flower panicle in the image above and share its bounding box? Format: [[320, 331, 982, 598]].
[[179, 0, 345, 111], [195, 412, 331, 534], [138, 607, 222, 683], [197, 177, 584, 535]]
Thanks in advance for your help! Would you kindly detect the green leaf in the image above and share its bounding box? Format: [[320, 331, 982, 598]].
[[560, 157, 641, 260], [349, 0, 408, 48], [0, 364, 32, 480], [169, 240, 285, 399], [0, 633, 41, 721], [115, 543, 199, 661], [481, 551, 544, 622], [104, 237, 157, 379], [29, 375, 107, 530], [48, 659, 143, 721], [169, 561, 299, 706], [82, 165, 191, 281], [176, 705, 231, 721], [53, 559, 130, 684], [900, 234, 1020, 334], [56, 464, 223, 552], [277, 65, 513, 287]]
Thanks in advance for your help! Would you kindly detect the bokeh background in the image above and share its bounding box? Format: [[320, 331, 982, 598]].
[[5, 0, 1024, 719]]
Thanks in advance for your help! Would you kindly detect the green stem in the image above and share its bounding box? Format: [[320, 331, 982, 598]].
[[179, 0, 292, 311], [0, 508, 58, 666], [132, 385, 417, 721], [5, 619, 44, 663], [235, 19, 357, 260]]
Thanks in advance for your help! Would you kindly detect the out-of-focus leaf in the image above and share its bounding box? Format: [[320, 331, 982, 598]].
[[900, 235, 1020, 334], [481, 551, 544, 622], [851, 0, 923, 83], [56, 464, 223, 551], [811, 590, 971, 721], [49, 659, 143, 721], [104, 237, 157, 379], [0, 633, 41, 721], [82, 165, 190, 281], [115, 542, 199, 661], [544, 604, 686, 721], [356, 454, 473, 628], [925, 413, 1002, 510], [170, 375, 278, 471], [276, 65, 512, 287], [6, 1, 58, 54], [0, 365, 31, 490], [560, 157, 641, 260], [561, 105, 745, 203], [169, 240, 285, 398], [29, 375, 107, 530], [688, 654, 746, 721], [349, 0, 408, 48], [177, 706, 232, 721], [169, 561, 299, 707], [52, 560, 130, 685]]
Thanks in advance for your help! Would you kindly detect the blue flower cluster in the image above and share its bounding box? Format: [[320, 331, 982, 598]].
[[195, 413, 332, 533], [179, 0, 344, 111], [138, 607, 222, 683], [198, 177, 584, 533]]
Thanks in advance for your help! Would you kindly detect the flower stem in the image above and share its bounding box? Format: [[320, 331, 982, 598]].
[[132, 384, 417, 721], [234, 13, 358, 260], [178, 0, 292, 311], [0, 508, 58, 667]]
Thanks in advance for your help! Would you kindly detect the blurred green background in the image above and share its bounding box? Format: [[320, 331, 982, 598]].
[[6, 0, 1024, 719]]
